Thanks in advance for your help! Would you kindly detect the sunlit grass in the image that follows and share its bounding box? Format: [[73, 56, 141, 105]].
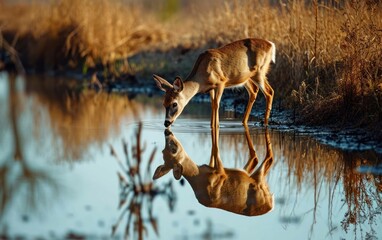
[[0, 0, 168, 69]]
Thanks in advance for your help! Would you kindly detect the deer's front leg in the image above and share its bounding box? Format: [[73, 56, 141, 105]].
[[209, 126, 224, 172], [209, 86, 224, 169], [262, 128, 274, 176], [264, 82, 274, 126], [209, 89, 216, 128], [213, 85, 224, 129], [209, 107, 217, 168], [209, 146, 215, 168]]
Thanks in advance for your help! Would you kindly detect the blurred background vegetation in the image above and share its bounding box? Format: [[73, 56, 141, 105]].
[[0, 0, 381, 129]]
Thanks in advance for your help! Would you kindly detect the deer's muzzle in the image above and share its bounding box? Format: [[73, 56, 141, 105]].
[[164, 120, 173, 127], [164, 129, 173, 136]]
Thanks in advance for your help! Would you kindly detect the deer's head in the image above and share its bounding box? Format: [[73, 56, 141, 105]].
[[153, 129, 186, 180], [153, 74, 185, 127]]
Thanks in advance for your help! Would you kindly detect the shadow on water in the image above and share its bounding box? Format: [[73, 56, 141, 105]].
[[0, 73, 381, 239]]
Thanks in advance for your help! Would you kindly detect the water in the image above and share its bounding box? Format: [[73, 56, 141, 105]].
[[0, 73, 381, 240]]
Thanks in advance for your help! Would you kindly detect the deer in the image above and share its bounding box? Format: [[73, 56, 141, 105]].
[[153, 38, 276, 128], [152, 126, 275, 216]]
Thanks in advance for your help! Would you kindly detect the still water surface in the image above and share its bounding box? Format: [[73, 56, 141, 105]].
[[0, 73, 381, 239]]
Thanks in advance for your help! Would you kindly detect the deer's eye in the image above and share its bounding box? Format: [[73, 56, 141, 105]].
[[172, 102, 178, 108]]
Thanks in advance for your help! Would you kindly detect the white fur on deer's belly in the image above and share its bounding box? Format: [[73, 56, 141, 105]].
[[226, 82, 246, 89]]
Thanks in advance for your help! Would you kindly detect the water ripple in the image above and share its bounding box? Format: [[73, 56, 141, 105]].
[[139, 119, 266, 134]]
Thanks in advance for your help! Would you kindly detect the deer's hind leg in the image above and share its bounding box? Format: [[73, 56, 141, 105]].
[[243, 80, 260, 125], [263, 80, 274, 126], [243, 125, 258, 174], [251, 73, 274, 126], [251, 129, 274, 180]]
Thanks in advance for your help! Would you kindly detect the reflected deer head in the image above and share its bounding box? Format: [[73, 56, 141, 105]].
[[153, 127, 275, 216]]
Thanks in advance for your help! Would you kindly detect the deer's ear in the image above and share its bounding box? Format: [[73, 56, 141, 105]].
[[153, 74, 173, 92], [173, 163, 183, 180], [153, 165, 171, 180], [173, 77, 184, 93]]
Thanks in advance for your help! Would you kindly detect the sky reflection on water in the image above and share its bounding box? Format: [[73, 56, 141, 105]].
[[0, 73, 381, 240]]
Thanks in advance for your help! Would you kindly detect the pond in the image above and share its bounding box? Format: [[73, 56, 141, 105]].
[[0, 73, 381, 240]]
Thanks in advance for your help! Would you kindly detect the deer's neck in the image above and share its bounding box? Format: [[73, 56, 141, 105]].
[[182, 80, 200, 101], [180, 154, 200, 178]]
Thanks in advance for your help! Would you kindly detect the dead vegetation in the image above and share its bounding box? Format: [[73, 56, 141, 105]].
[[0, 0, 167, 71], [0, 0, 381, 128]]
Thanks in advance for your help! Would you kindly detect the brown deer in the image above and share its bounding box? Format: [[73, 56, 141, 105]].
[[152, 126, 275, 216], [153, 38, 276, 128]]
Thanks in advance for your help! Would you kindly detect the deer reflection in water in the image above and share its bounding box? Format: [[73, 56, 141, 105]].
[[153, 126, 274, 216]]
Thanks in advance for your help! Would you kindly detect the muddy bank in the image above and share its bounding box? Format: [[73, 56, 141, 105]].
[[93, 79, 382, 155]]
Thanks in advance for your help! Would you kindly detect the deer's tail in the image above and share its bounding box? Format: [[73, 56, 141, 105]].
[[267, 40, 276, 64]]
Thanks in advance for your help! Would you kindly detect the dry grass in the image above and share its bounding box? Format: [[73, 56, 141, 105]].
[[0, 0, 168, 70], [1, 0, 381, 127]]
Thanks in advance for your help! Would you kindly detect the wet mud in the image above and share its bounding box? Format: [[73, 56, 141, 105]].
[[120, 83, 382, 155]]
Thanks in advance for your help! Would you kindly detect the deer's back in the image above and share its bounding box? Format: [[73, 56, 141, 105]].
[[188, 38, 274, 88]]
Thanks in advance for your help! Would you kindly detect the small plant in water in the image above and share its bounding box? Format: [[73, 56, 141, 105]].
[[110, 123, 176, 240]]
